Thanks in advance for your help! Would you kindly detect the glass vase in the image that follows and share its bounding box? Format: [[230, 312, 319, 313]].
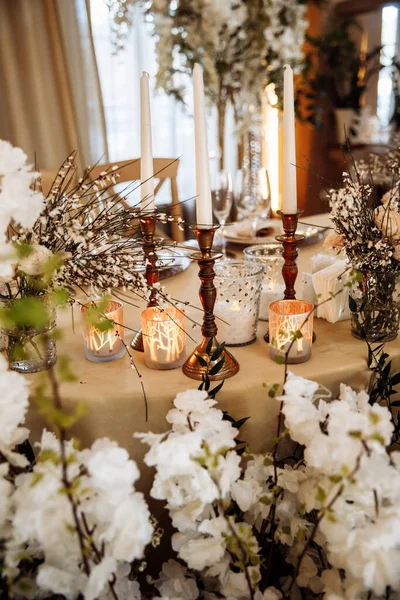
[[350, 271, 400, 342], [6, 313, 57, 373]]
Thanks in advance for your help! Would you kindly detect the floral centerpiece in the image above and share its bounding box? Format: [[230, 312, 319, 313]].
[[325, 144, 400, 341], [0, 141, 179, 374], [1, 352, 400, 599]]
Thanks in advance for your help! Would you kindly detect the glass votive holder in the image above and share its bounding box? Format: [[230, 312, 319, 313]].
[[82, 300, 125, 363], [214, 260, 264, 346], [244, 243, 285, 321], [268, 300, 314, 364], [141, 306, 186, 370]]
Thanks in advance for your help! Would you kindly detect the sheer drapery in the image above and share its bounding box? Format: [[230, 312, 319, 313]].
[[0, 0, 108, 170], [89, 0, 238, 210]]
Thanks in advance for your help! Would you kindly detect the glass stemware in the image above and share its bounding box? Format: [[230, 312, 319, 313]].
[[234, 168, 271, 236], [211, 171, 233, 255]]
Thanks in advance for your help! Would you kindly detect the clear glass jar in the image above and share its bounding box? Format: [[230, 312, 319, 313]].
[[350, 271, 400, 342], [244, 243, 284, 320], [6, 313, 57, 373], [214, 260, 264, 346]]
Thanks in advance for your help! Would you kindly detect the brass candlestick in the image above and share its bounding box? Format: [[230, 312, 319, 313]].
[[276, 210, 305, 300], [131, 212, 160, 351], [182, 225, 239, 381]]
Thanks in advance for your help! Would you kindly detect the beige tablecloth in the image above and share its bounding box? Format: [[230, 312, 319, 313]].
[[25, 214, 400, 495]]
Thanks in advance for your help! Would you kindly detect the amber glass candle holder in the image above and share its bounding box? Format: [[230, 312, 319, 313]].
[[82, 300, 125, 363], [268, 299, 314, 364], [141, 306, 186, 370]]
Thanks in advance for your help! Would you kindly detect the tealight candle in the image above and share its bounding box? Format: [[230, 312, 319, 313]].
[[82, 300, 125, 363], [214, 260, 264, 346], [141, 306, 186, 369], [268, 300, 314, 364], [215, 300, 255, 346]]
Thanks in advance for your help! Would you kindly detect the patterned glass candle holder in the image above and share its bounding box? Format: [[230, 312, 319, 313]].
[[141, 306, 186, 370], [82, 300, 125, 363], [268, 300, 314, 364], [214, 260, 264, 346], [244, 243, 285, 320]]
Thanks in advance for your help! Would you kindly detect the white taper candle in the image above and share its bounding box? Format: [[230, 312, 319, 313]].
[[282, 65, 297, 214], [140, 72, 155, 211], [193, 64, 213, 226]]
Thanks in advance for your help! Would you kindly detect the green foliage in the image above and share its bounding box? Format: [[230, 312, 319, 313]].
[[83, 297, 115, 333], [0, 297, 50, 330], [196, 338, 226, 399], [298, 19, 383, 127], [367, 342, 400, 444]]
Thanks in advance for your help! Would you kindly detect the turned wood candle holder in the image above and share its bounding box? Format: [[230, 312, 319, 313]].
[[131, 212, 161, 352], [275, 210, 305, 300], [182, 224, 239, 381]]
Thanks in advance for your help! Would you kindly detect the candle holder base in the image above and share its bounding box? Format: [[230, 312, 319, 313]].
[[131, 330, 144, 352], [182, 336, 239, 381]]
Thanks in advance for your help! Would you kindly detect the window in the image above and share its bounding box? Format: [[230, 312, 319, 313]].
[[377, 4, 400, 125]]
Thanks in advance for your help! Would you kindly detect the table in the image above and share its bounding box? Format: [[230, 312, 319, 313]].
[[25, 214, 400, 497]]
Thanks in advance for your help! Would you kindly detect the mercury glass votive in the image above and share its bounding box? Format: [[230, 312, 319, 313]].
[[214, 260, 264, 346], [244, 243, 285, 320], [268, 300, 314, 364], [141, 306, 186, 370], [82, 300, 125, 363]]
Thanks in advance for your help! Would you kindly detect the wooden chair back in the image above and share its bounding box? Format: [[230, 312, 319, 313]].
[[89, 158, 184, 241]]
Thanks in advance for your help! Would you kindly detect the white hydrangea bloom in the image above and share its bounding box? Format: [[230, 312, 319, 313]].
[[281, 373, 400, 597], [11, 430, 153, 598]]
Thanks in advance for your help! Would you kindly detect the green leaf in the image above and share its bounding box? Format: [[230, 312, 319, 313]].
[[195, 353, 208, 367], [348, 296, 357, 313], [274, 355, 284, 365], [211, 342, 226, 362], [391, 372, 400, 386], [0, 296, 50, 330], [206, 337, 214, 356], [209, 381, 224, 397], [209, 357, 225, 376], [234, 416, 250, 429]]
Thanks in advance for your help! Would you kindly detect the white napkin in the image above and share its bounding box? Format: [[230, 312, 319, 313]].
[[311, 259, 350, 323]]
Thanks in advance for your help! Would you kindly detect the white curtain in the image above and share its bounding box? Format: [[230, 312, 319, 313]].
[[0, 0, 108, 171]]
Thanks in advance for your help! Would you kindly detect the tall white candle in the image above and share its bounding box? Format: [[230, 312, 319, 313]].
[[140, 72, 155, 211], [282, 65, 297, 214], [193, 64, 213, 226]]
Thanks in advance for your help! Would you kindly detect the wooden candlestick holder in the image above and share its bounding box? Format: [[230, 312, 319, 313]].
[[131, 212, 161, 352], [276, 210, 305, 300], [182, 225, 239, 381]]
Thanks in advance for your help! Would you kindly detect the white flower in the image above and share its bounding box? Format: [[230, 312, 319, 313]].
[[173, 389, 216, 414], [36, 564, 87, 598], [0, 355, 29, 464], [84, 557, 117, 600], [255, 587, 282, 600], [297, 554, 324, 593], [84, 438, 139, 493], [156, 559, 199, 600], [18, 244, 53, 276], [177, 535, 226, 570]]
